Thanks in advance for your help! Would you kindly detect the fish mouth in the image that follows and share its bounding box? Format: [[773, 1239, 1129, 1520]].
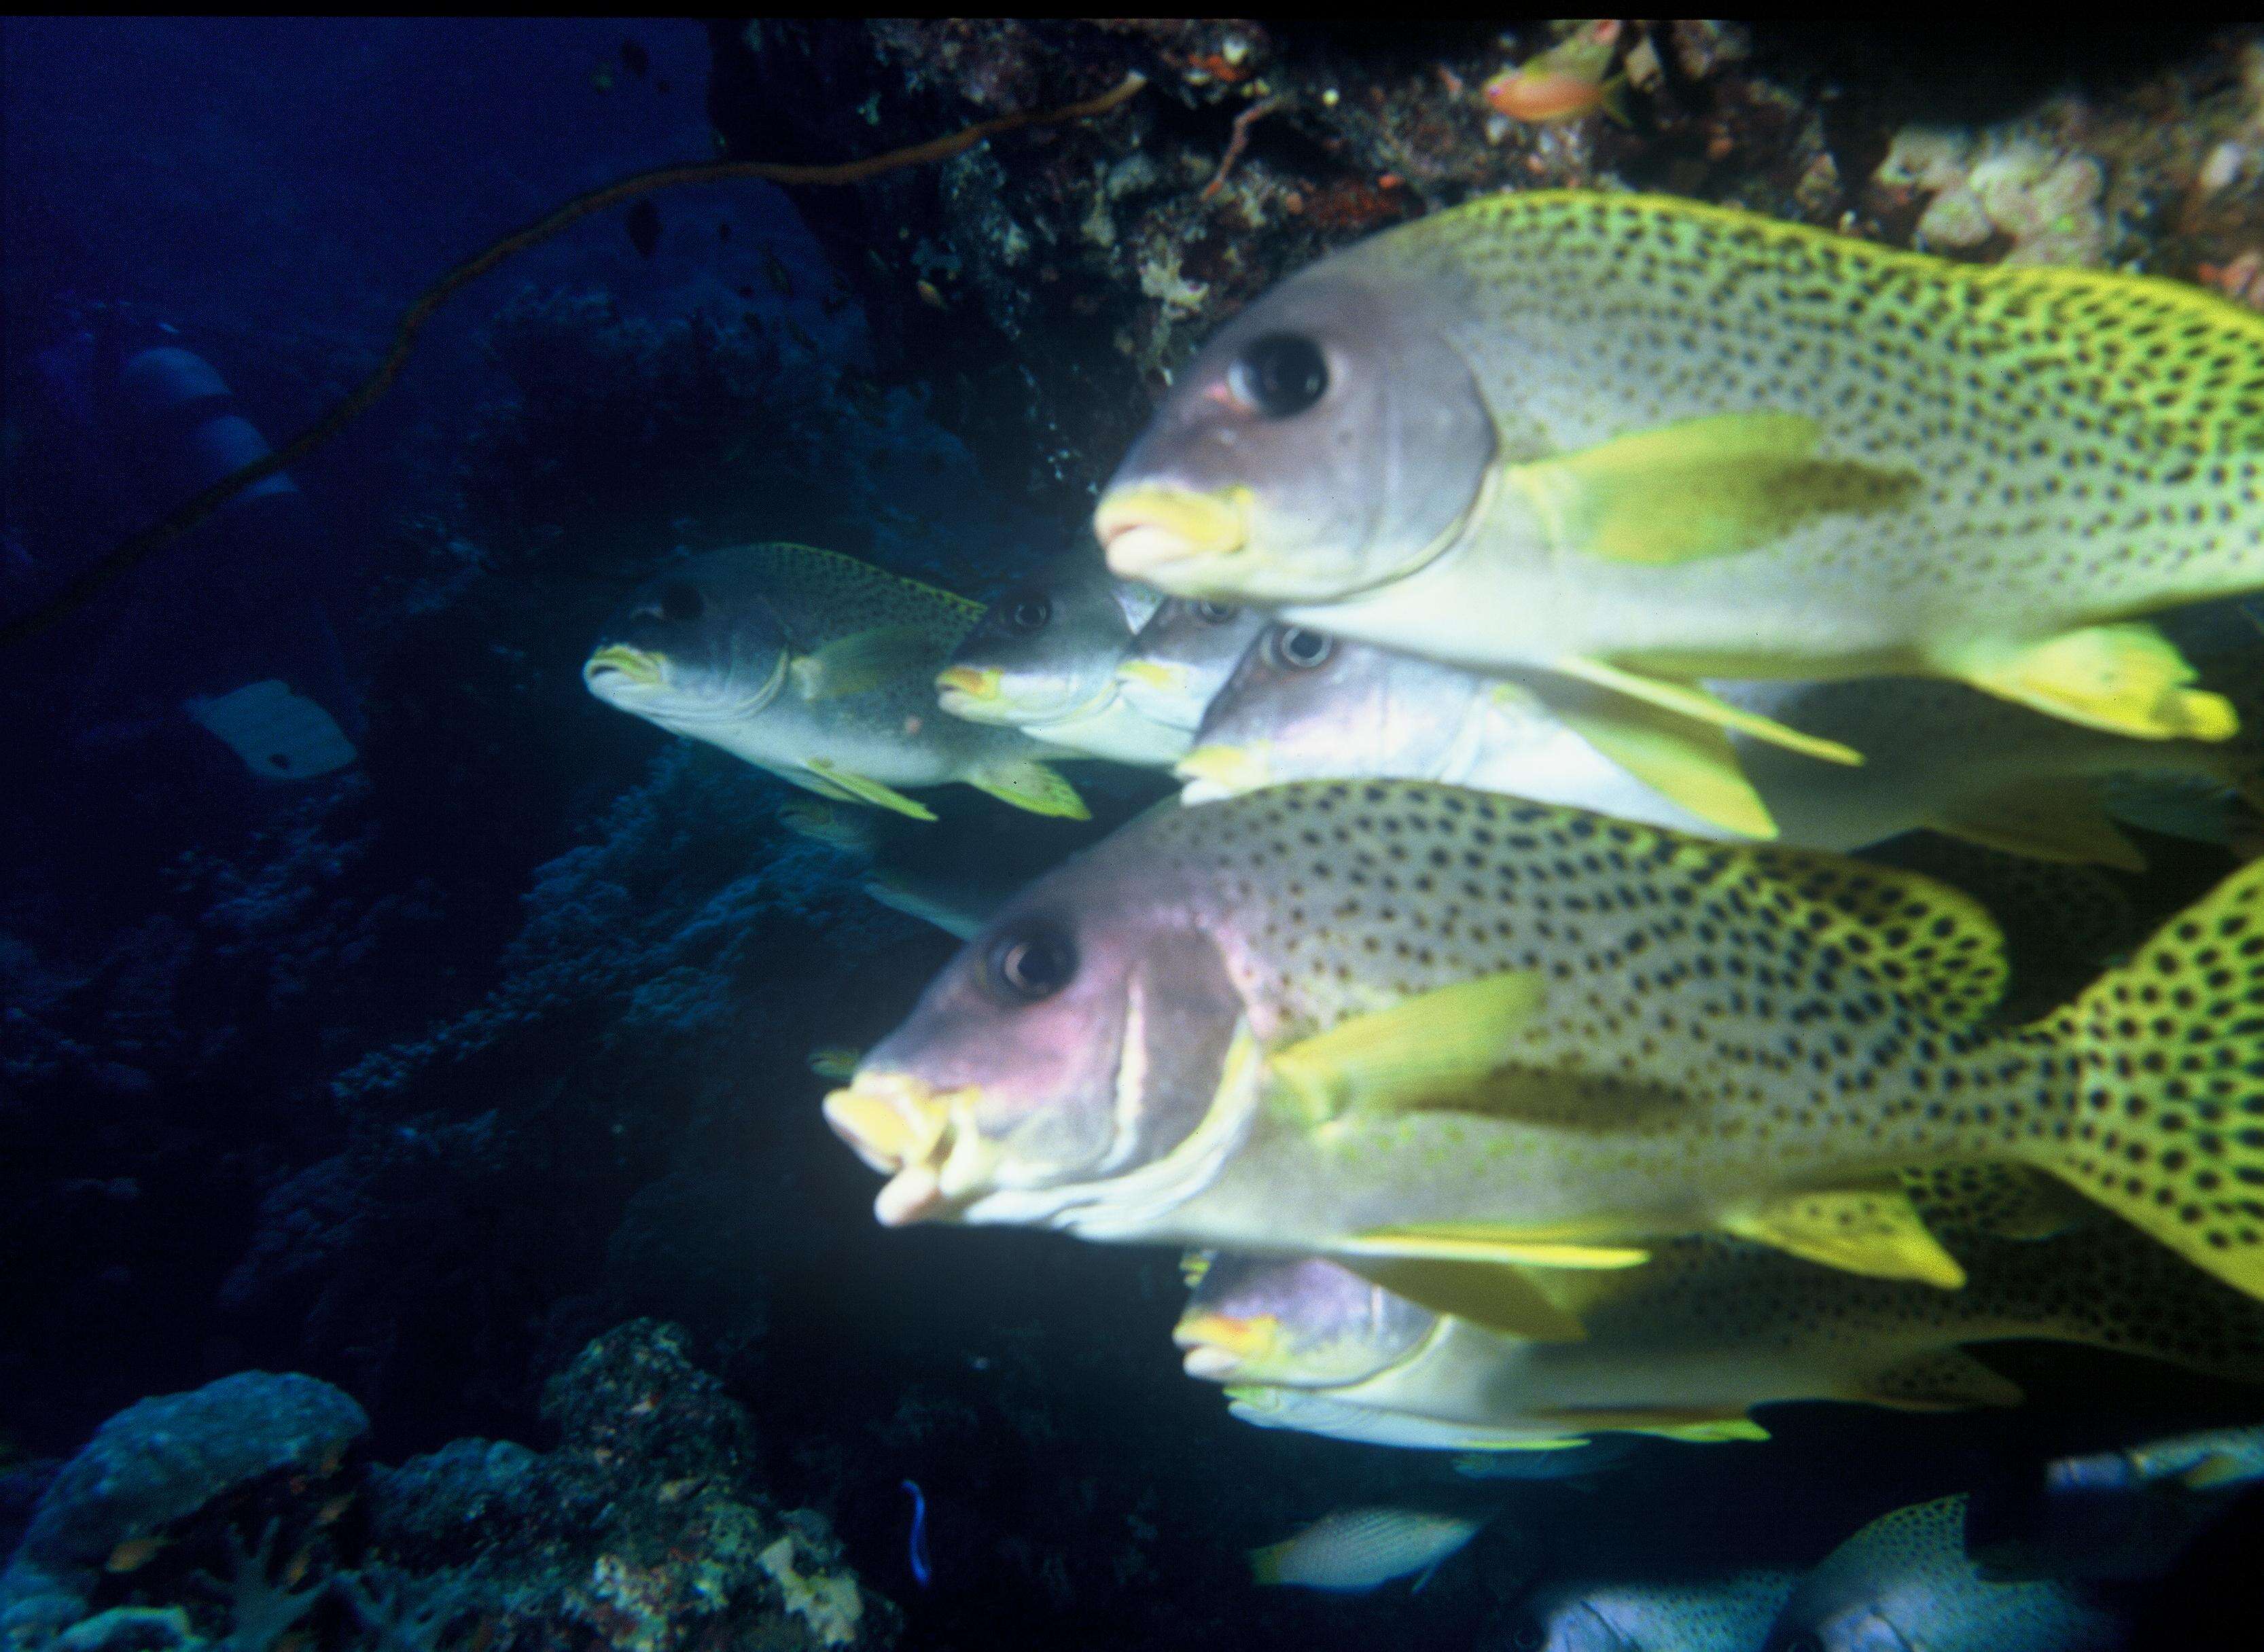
[[1173, 742, 1270, 800], [822, 1071, 987, 1227], [1173, 1311, 1282, 1381], [584, 644, 665, 691], [934, 664, 1014, 721], [1095, 485, 1252, 579]]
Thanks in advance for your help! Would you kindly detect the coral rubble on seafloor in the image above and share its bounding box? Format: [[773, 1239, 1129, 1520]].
[[1, 1323, 895, 1652]]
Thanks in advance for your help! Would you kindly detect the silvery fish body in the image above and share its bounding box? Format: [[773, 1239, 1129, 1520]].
[[1182, 613, 2264, 862], [1100, 192, 2264, 750], [584, 543, 1086, 820], [935, 550, 1181, 765]]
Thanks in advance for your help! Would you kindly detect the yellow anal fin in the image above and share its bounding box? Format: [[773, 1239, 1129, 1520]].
[[966, 758, 1090, 820], [1854, 1348, 2024, 1412], [1340, 1225, 1650, 1272], [1532, 1407, 1769, 1444], [804, 759, 938, 821], [1268, 969, 1548, 1121], [1956, 622, 2239, 742], [1510, 412, 1919, 567], [1720, 1184, 1968, 1288], [790, 624, 940, 700], [1551, 656, 1864, 768], [1554, 689, 1779, 840], [1932, 779, 2147, 872], [1334, 1255, 1588, 1342]]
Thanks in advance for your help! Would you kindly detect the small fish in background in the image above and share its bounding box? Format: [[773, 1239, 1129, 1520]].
[[1509, 1569, 1799, 1652], [809, 1047, 863, 1082], [584, 543, 1087, 820], [1967, 1422, 2264, 1584], [1763, 1495, 2125, 1652], [1482, 20, 1629, 126], [618, 38, 649, 79], [901, 1479, 932, 1587], [626, 200, 662, 259], [1112, 596, 1267, 737], [1248, 1506, 1484, 1592], [937, 552, 1182, 766]]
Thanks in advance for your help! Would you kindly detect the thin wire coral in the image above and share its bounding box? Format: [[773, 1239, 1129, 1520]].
[[0, 74, 1145, 652]]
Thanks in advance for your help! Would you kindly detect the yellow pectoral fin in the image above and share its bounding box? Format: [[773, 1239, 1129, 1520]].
[[1551, 656, 1864, 768], [1931, 779, 2147, 872], [804, 759, 939, 821], [1334, 1255, 1588, 1343], [1509, 412, 1919, 567], [1558, 696, 1779, 839], [1854, 1348, 2025, 1412], [1340, 1225, 1650, 1272], [966, 759, 1090, 819], [790, 624, 940, 701], [1953, 623, 2239, 742], [1531, 1407, 1770, 1444], [1720, 1184, 1967, 1289], [1267, 971, 1548, 1121]]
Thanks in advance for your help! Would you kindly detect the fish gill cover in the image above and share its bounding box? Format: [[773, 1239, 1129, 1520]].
[[8, 16, 2264, 1652]]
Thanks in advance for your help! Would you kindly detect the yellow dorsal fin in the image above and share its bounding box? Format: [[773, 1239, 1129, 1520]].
[[1267, 971, 1548, 1121], [1553, 691, 1779, 839], [1549, 656, 1864, 768], [1954, 622, 2239, 742], [1931, 778, 2148, 872], [804, 758, 938, 821], [1339, 1225, 1650, 1272], [965, 758, 1090, 820], [790, 624, 940, 700], [1334, 1255, 1588, 1342], [1508, 411, 1920, 567], [1719, 1182, 1966, 1288]]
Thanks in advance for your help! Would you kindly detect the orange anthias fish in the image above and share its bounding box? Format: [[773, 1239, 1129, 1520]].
[[1483, 20, 1627, 125]]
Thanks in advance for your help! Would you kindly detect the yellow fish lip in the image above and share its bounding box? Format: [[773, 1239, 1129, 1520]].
[[584, 644, 665, 688], [821, 1071, 980, 1227], [1116, 657, 1192, 695], [936, 664, 1004, 703], [1172, 1310, 1281, 1381], [1095, 484, 1252, 577], [1173, 742, 1269, 795]]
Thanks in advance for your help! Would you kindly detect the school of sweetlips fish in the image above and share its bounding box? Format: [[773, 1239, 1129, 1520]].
[[585, 190, 2264, 1643]]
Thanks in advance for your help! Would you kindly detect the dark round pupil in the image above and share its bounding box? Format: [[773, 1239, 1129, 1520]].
[[1277, 628, 1332, 669], [1195, 600, 1238, 625], [1235, 332, 1328, 418], [1009, 597, 1052, 632], [994, 930, 1075, 1001], [658, 581, 705, 624], [1511, 1626, 1544, 1652]]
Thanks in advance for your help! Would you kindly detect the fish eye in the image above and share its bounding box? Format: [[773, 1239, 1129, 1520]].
[[1195, 600, 1239, 625], [656, 581, 706, 624], [1780, 1636, 1824, 1652], [1006, 596, 1053, 632], [1229, 332, 1329, 418], [1269, 627, 1334, 670], [1506, 1618, 1546, 1652], [989, 926, 1077, 1003]]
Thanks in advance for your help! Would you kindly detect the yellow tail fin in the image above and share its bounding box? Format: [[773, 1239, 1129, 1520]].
[[2036, 856, 2264, 1299]]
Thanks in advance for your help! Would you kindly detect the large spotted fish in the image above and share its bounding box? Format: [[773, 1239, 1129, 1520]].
[[1098, 192, 2264, 814], [825, 779, 2264, 1309]]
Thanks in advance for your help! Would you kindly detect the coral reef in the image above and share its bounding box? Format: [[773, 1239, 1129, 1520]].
[[1, 1324, 894, 1652]]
